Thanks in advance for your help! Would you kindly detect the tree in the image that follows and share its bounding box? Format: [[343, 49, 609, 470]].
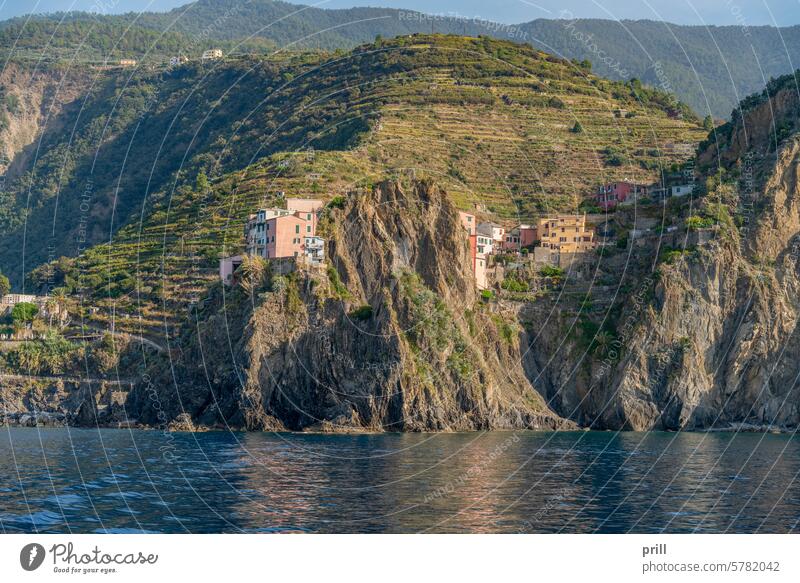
[[0, 270, 9, 299], [195, 170, 210, 193], [703, 115, 714, 131], [11, 302, 38, 324], [571, 121, 583, 133]]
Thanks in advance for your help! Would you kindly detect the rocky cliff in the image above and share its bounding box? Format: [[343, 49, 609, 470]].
[[129, 180, 572, 432], [527, 79, 800, 431]]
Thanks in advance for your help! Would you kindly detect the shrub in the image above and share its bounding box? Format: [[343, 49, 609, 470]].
[[0, 271, 9, 298], [327, 195, 346, 210], [539, 265, 564, 278], [327, 266, 351, 299], [571, 121, 583, 133], [686, 215, 715, 230], [349, 304, 373, 321], [11, 302, 38, 324], [480, 289, 494, 301], [501, 277, 529, 292]]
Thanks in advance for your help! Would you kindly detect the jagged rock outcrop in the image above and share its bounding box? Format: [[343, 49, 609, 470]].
[[545, 83, 800, 431], [131, 180, 572, 432]]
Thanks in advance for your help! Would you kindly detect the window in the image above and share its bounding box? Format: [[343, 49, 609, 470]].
[[307, 225, 311, 233], [295, 225, 300, 234], [307, 213, 312, 220]]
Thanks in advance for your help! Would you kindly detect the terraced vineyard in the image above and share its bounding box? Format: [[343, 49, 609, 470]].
[[23, 35, 707, 340]]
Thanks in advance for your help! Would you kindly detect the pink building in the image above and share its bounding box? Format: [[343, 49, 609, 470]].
[[458, 211, 476, 236], [219, 255, 243, 286], [502, 224, 537, 251], [596, 181, 647, 210], [262, 214, 314, 259], [243, 199, 325, 259], [287, 198, 325, 235]]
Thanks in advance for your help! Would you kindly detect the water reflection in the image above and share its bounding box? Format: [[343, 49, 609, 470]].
[[0, 428, 797, 533]]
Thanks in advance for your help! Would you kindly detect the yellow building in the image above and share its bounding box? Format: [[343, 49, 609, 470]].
[[536, 214, 596, 253]]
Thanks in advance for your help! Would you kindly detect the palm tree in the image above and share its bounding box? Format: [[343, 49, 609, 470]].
[[593, 331, 614, 356], [238, 255, 267, 298]]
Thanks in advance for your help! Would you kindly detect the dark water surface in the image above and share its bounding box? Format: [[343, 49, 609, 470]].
[[1, 428, 798, 533]]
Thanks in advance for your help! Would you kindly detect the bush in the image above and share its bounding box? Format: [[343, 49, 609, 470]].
[[686, 215, 715, 230], [11, 302, 38, 324], [480, 289, 494, 301], [327, 195, 346, 210], [349, 304, 373, 321], [0, 271, 9, 298], [327, 266, 351, 299], [571, 121, 583, 133], [539, 265, 564, 278], [501, 277, 529, 292]]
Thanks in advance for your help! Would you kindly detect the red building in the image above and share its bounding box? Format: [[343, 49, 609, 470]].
[[596, 181, 647, 210]]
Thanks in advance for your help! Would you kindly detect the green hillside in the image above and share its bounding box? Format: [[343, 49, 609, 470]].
[[2, 1, 800, 117], [520, 19, 800, 120], [13, 34, 704, 340]]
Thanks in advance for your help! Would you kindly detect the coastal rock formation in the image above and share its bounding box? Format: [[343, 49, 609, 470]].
[[131, 180, 572, 432], [524, 79, 800, 431]]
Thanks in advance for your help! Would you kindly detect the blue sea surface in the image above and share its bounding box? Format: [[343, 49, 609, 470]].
[[0, 428, 798, 533]]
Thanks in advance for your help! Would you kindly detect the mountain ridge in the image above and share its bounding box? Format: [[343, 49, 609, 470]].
[[2, 1, 800, 116]]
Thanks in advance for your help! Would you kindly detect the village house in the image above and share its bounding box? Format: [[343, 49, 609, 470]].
[[0, 293, 51, 317], [118, 59, 137, 67], [221, 198, 325, 285], [478, 222, 505, 243], [458, 211, 476, 235], [649, 183, 694, 200], [201, 49, 223, 62], [669, 184, 694, 197], [536, 214, 596, 253], [596, 181, 648, 210], [219, 255, 244, 286], [170, 56, 189, 66], [502, 224, 537, 251], [458, 212, 489, 289]]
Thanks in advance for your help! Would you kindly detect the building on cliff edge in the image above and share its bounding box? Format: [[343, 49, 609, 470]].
[[220, 198, 325, 285]]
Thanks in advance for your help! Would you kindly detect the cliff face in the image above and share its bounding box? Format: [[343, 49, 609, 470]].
[[534, 91, 800, 431], [133, 180, 571, 432], [0, 64, 88, 176]]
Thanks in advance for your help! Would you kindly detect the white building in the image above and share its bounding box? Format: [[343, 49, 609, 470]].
[[303, 236, 325, 264], [201, 49, 223, 62], [478, 222, 505, 243], [670, 184, 694, 197]]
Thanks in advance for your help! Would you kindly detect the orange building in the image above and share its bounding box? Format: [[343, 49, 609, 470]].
[[536, 214, 596, 253]]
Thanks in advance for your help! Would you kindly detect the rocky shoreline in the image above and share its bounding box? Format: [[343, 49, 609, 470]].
[[3, 408, 797, 434]]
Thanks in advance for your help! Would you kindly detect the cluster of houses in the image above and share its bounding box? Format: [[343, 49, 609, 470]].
[[458, 212, 598, 289], [220, 198, 325, 286], [220, 174, 696, 291], [596, 179, 695, 210], [118, 49, 224, 69], [0, 293, 43, 315]]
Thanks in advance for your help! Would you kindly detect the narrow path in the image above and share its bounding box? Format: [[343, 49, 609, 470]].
[[69, 322, 166, 353]]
